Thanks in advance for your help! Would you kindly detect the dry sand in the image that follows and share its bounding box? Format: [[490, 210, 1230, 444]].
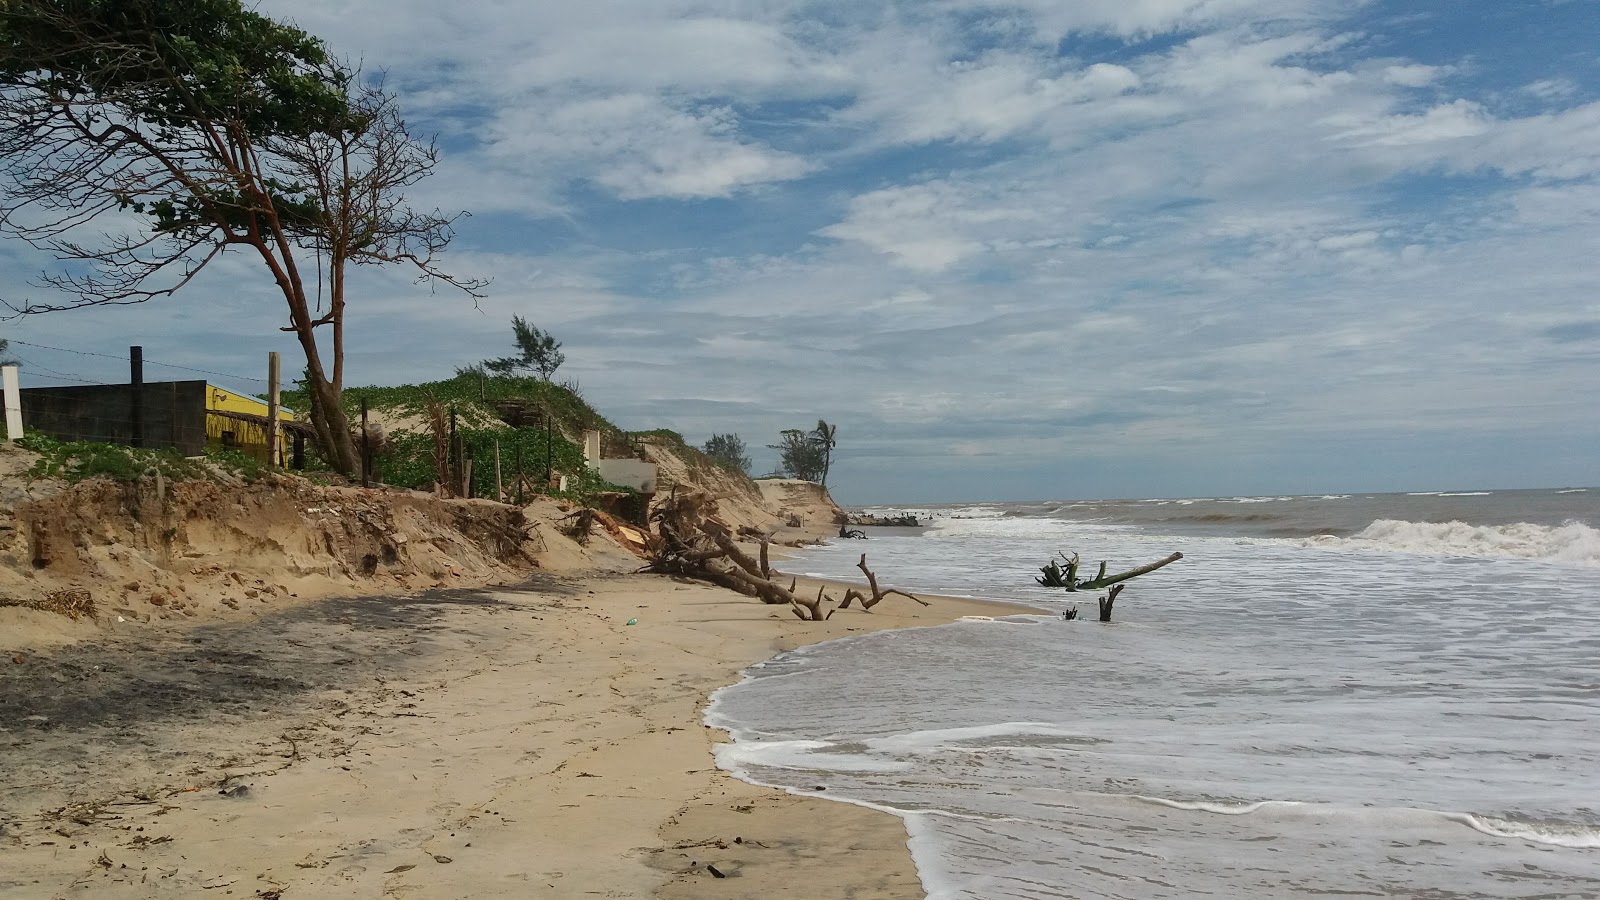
[[1, 560, 1026, 898]]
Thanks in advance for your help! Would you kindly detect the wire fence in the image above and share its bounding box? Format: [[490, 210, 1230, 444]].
[[4, 339, 268, 387]]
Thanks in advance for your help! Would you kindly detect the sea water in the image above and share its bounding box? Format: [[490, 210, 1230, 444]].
[[707, 489, 1600, 898]]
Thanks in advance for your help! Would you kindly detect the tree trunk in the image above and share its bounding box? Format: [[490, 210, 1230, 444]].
[[303, 365, 358, 474], [1077, 552, 1183, 590]]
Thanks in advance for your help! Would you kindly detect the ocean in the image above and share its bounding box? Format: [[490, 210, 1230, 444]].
[[707, 488, 1600, 898]]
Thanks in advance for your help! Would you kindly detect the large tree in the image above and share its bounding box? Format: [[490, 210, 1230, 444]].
[[0, 0, 482, 472]]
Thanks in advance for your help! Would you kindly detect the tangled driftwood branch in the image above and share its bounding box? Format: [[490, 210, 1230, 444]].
[[1036, 551, 1183, 591], [642, 490, 925, 621], [837, 553, 927, 610]]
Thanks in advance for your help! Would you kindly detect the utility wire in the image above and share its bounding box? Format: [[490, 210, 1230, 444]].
[[6, 355, 109, 386], [6, 339, 267, 385]]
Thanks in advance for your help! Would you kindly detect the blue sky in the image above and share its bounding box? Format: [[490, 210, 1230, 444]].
[[3, 0, 1598, 503]]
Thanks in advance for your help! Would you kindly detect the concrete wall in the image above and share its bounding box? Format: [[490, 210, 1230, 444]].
[[19, 381, 209, 454]]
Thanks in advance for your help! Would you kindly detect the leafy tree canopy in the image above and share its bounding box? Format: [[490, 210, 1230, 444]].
[[464, 315, 565, 381], [701, 432, 750, 474]]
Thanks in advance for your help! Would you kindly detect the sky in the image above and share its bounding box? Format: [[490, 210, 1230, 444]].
[[2, 0, 1598, 504]]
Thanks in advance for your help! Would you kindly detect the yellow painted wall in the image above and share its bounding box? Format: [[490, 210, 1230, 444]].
[[204, 385, 295, 464]]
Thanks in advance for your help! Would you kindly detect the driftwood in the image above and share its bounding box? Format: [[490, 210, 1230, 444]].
[[641, 490, 924, 622], [1037, 551, 1182, 592], [837, 553, 928, 610], [838, 525, 867, 539], [1097, 584, 1125, 622]]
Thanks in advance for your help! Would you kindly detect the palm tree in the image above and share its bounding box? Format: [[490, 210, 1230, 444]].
[[813, 419, 837, 488]]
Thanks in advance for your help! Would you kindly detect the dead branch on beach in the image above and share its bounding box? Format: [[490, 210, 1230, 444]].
[[1036, 550, 1182, 623], [640, 489, 926, 621], [836, 553, 928, 610], [1037, 551, 1183, 591]]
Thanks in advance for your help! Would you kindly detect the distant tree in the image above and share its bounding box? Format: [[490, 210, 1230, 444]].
[[702, 433, 751, 474], [813, 419, 837, 488], [769, 428, 827, 483], [0, 339, 15, 367], [479, 315, 565, 380]]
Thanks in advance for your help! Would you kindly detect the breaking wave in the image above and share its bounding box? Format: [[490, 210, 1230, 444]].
[[1310, 519, 1600, 564]]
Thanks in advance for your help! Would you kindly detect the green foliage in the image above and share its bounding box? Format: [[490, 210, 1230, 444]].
[[285, 371, 617, 439], [468, 315, 565, 380], [14, 433, 275, 485], [813, 419, 837, 487], [0, 0, 354, 237], [17, 433, 201, 484], [701, 433, 751, 475], [769, 428, 828, 483], [634, 428, 684, 443]]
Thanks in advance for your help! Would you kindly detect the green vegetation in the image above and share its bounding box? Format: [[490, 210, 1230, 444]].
[[702, 433, 751, 475], [285, 371, 617, 437], [16, 433, 265, 485], [286, 372, 637, 503], [462, 316, 566, 380], [769, 420, 837, 484]]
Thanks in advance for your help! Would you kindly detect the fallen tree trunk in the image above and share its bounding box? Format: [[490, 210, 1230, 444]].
[[640, 491, 925, 622], [1039, 551, 1183, 592], [1078, 552, 1183, 590]]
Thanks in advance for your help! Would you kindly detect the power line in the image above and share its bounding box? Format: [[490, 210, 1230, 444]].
[[7, 355, 109, 386], [6, 339, 266, 385]]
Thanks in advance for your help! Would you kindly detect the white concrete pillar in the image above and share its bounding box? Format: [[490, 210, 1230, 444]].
[[2, 365, 21, 441]]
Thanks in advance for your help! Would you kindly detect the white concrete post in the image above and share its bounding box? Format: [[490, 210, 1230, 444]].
[[583, 429, 601, 466], [2, 365, 21, 441]]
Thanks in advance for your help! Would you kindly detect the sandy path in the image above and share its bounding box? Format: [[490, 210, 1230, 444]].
[[1, 570, 1024, 898]]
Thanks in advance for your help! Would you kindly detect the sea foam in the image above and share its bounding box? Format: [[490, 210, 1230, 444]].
[[1309, 518, 1600, 564]]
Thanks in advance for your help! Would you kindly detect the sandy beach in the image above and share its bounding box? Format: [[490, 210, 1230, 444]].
[[1, 556, 1024, 898]]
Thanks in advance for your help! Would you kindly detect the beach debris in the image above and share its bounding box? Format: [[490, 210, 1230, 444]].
[[707, 864, 727, 878], [1036, 551, 1183, 592], [1062, 607, 1079, 620], [625, 617, 638, 625], [0, 587, 96, 620], [1098, 584, 1125, 622], [641, 489, 924, 621], [847, 513, 920, 527], [837, 524, 867, 539], [558, 508, 597, 544], [835, 554, 928, 612]]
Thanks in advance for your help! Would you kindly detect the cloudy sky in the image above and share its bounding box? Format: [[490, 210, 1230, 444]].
[[3, 0, 1598, 503]]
